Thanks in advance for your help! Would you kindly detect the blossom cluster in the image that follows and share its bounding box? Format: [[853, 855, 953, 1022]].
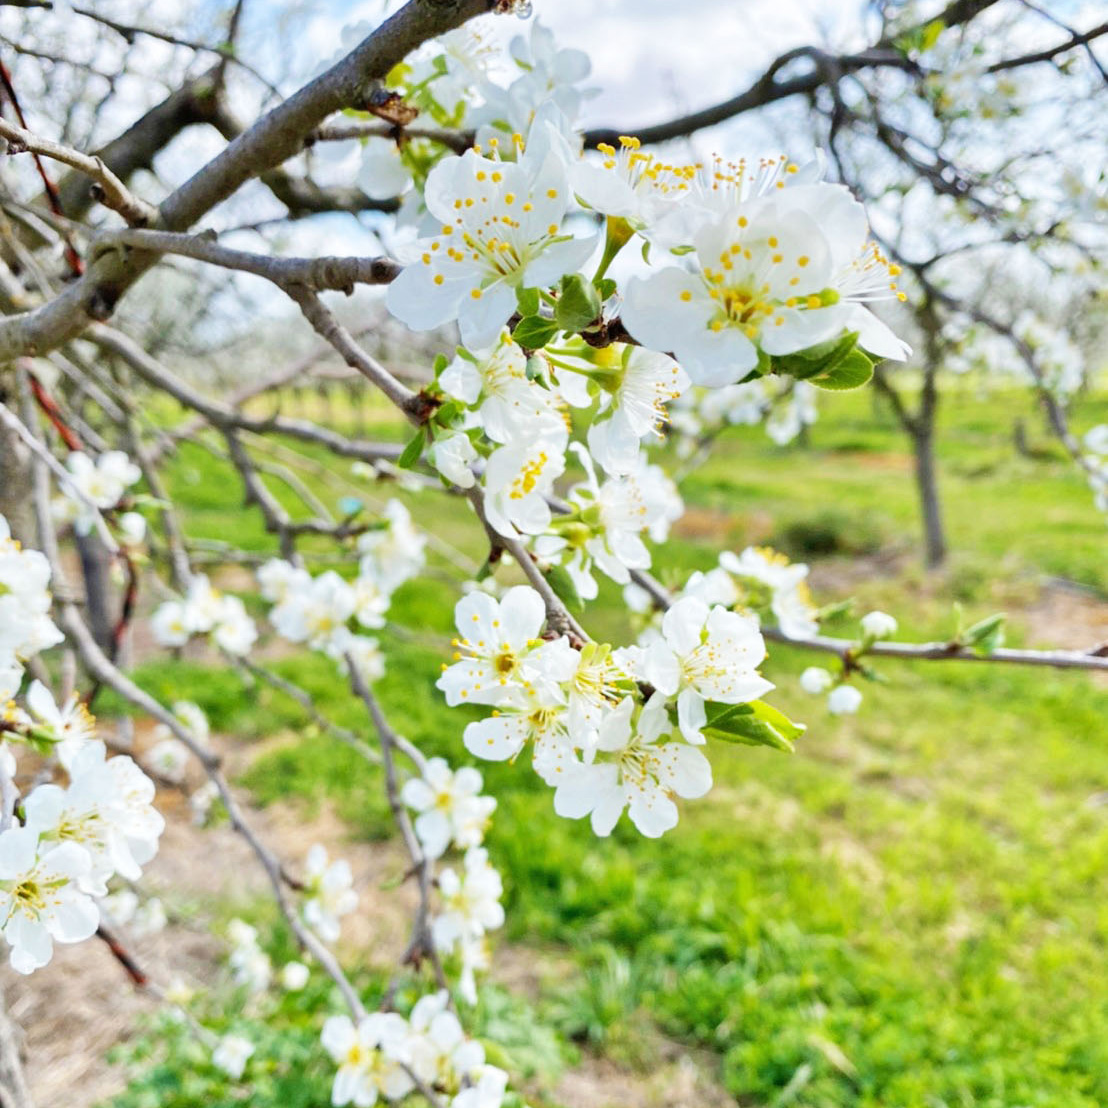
[[365, 28, 909, 622], [256, 499, 426, 680], [0, 687, 163, 973], [323, 990, 508, 1108], [436, 584, 774, 838], [0, 514, 64, 688], [0, 513, 164, 974], [798, 610, 898, 715], [1083, 425, 1108, 517], [52, 449, 142, 537], [151, 572, 257, 656], [401, 757, 501, 1003]]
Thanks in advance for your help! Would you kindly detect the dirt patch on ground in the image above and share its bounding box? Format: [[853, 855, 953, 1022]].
[[1021, 580, 1108, 652], [554, 1048, 733, 1108]]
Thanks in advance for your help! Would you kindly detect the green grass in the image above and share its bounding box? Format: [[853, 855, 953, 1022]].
[[107, 382, 1108, 1108]]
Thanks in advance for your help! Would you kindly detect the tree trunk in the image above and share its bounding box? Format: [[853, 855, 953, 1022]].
[[75, 533, 114, 653], [907, 354, 946, 568], [0, 381, 36, 1108], [0, 392, 33, 543], [911, 424, 947, 568]]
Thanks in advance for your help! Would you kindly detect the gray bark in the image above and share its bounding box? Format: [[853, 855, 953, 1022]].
[[0, 983, 33, 1108], [0, 381, 35, 1108]]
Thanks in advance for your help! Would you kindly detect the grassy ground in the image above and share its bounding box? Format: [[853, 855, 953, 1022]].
[[105, 380, 1108, 1107]]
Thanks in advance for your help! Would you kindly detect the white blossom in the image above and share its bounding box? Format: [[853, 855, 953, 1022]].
[[24, 680, 96, 769], [131, 896, 168, 936], [860, 610, 898, 639], [358, 136, 413, 200], [534, 451, 682, 599], [0, 516, 64, 668], [622, 174, 907, 385], [386, 136, 594, 349], [719, 546, 819, 639], [828, 684, 863, 715], [212, 1034, 255, 1080], [322, 1012, 414, 1107], [401, 759, 496, 859], [408, 990, 485, 1092], [431, 846, 504, 954], [451, 1065, 510, 1108], [437, 587, 576, 708], [640, 597, 773, 744], [799, 666, 833, 694], [59, 450, 141, 535], [147, 738, 190, 784], [440, 334, 566, 446], [151, 575, 256, 655], [280, 960, 311, 991], [302, 844, 357, 943], [482, 431, 568, 539], [227, 917, 271, 990], [0, 828, 99, 973], [357, 500, 426, 595], [118, 511, 147, 546], [585, 347, 689, 476], [1084, 425, 1108, 455], [553, 695, 712, 838], [430, 430, 478, 488], [271, 570, 356, 652], [99, 888, 138, 928], [462, 679, 580, 784], [257, 558, 311, 604], [23, 739, 164, 895]]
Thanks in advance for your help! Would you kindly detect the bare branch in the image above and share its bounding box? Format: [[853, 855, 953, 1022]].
[[0, 118, 158, 226], [628, 570, 1108, 673], [99, 228, 401, 291]]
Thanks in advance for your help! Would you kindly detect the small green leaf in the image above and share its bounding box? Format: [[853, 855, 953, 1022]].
[[703, 699, 805, 752], [810, 349, 874, 391], [516, 286, 540, 317], [544, 564, 584, 612], [595, 277, 617, 301], [397, 428, 425, 469], [512, 315, 561, 350], [432, 352, 448, 377], [960, 612, 1006, 655], [434, 399, 462, 426], [921, 18, 946, 51], [555, 273, 602, 332]]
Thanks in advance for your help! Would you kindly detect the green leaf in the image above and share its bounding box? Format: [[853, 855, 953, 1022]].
[[516, 286, 540, 317], [512, 315, 561, 350], [555, 273, 602, 332], [595, 277, 617, 301], [773, 331, 860, 381], [544, 564, 584, 612], [921, 18, 946, 52], [810, 348, 874, 391], [960, 612, 1006, 655], [432, 352, 448, 377], [397, 427, 425, 470], [434, 399, 462, 426], [703, 699, 805, 752]]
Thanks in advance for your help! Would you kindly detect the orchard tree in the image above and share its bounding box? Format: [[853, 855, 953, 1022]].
[[0, 1, 1106, 1106]]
